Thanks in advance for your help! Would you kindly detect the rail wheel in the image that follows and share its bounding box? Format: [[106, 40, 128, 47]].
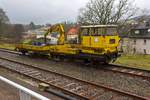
[[102, 55, 110, 65], [21, 51, 26, 55], [50, 53, 61, 61], [83, 59, 91, 66]]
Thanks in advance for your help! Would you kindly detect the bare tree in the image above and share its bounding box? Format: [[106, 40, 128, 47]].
[[77, 0, 137, 25], [0, 8, 9, 33], [29, 21, 36, 30], [12, 24, 25, 42], [0, 8, 9, 24]]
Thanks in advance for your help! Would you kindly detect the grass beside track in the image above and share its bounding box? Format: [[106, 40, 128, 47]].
[[0, 43, 149, 71], [0, 43, 15, 50], [115, 55, 150, 71]]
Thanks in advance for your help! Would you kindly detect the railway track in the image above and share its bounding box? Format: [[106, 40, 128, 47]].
[[0, 48, 150, 80], [0, 48, 150, 99], [0, 48, 19, 54], [0, 56, 149, 100], [102, 64, 150, 80]]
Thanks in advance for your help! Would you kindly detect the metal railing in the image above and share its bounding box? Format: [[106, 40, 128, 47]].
[[0, 76, 50, 100]]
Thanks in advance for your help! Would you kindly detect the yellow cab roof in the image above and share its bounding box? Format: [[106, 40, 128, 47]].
[[80, 25, 118, 28]]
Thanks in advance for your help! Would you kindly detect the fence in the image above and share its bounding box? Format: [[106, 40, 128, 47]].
[[0, 76, 50, 100]]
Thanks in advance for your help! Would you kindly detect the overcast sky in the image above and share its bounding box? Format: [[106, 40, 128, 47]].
[[0, 0, 149, 24]]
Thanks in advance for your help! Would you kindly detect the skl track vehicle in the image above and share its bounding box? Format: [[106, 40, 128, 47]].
[[15, 24, 120, 64]]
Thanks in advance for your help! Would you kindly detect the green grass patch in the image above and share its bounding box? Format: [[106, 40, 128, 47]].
[[115, 55, 150, 71], [0, 43, 15, 50]]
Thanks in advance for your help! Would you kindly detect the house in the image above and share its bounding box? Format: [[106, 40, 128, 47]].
[[66, 26, 79, 43], [120, 15, 150, 54], [22, 31, 36, 40], [121, 24, 150, 54], [66, 27, 79, 39], [34, 27, 51, 39], [129, 27, 150, 54]]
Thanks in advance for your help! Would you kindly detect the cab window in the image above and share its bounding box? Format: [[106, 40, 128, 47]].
[[82, 28, 89, 36], [91, 28, 106, 36], [51, 32, 59, 38], [90, 28, 94, 35], [99, 28, 106, 35], [93, 28, 98, 36], [106, 28, 117, 35]]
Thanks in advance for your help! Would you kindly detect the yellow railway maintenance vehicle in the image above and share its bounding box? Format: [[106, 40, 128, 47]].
[[15, 24, 120, 64]]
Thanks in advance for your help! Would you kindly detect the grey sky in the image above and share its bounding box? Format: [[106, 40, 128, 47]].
[[0, 0, 149, 24]]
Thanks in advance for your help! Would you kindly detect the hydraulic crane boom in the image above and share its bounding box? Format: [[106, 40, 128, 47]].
[[44, 24, 65, 45]]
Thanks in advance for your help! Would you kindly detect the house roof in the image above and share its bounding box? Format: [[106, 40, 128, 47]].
[[130, 28, 150, 39], [66, 27, 79, 35], [129, 18, 150, 39]]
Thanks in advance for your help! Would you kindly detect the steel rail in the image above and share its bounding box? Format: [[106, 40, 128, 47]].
[[102, 64, 150, 80], [0, 48, 19, 54]]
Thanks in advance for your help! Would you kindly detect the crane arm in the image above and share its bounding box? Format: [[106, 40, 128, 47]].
[[44, 24, 65, 45]]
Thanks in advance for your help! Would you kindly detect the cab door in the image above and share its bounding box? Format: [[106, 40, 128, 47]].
[[90, 28, 106, 48], [81, 28, 91, 47]]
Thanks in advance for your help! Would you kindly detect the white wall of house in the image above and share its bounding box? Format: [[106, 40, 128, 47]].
[[36, 35, 51, 39], [120, 38, 131, 54], [67, 35, 78, 40], [121, 38, 150, 54], [131, 38, 150, 54]]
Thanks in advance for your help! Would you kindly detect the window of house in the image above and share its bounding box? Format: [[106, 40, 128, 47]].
[[146, 22, 150, 27], [144, 39, 147, 45], [148, 29, 150, 33], [133, 48, 136, 54], [144, 49, 147, 54], [135, 30, 140, 34], [134, 39, 136, 45]]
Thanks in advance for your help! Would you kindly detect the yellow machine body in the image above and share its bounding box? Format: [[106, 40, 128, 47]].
[[15, 24, 120, 63], [79, 25, 120, 57]]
